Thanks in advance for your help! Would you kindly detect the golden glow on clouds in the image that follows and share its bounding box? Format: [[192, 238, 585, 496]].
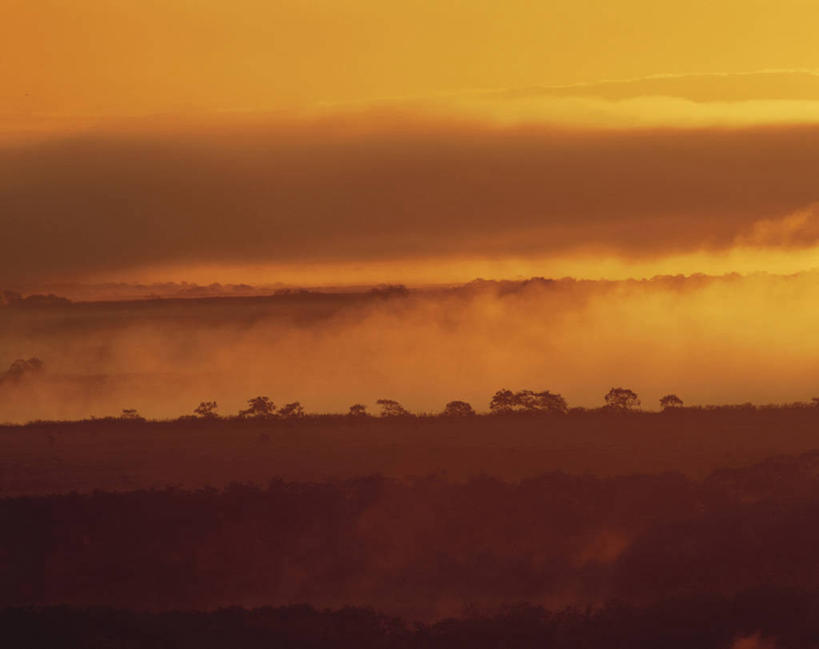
[[117, 244, 819, 288]]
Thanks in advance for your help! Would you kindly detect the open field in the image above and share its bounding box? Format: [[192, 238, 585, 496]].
[[2, 408, 819, 496]]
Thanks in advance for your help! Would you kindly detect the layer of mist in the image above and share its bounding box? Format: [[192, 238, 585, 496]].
[[2, 273, 819, 423]]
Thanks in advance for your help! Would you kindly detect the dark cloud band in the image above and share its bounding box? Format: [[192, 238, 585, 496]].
[[3, 118, 819, 284]]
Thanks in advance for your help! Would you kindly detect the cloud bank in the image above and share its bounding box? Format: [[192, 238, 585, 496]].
[[4, 114, 819, 286]]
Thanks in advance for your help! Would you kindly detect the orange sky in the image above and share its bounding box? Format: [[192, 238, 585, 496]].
[[4, 1, 819, 287], [5, 0, 819, 119]]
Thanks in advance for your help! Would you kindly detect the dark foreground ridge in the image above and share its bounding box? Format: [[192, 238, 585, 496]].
[[4, 406, 819, 495], [4, 589, 819, 649], [5, 452, 819, 618]]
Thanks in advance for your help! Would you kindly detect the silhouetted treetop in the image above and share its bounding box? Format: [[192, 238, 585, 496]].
[[240, 396, 276, 418], [489, 389, 518, 414], [369, 284, 410, 298], [348, 403, 369, 417], [0, 291, 69, 307], [605, 387, 640, 410], [489, 389, 568, 414], [194, 401, 219, 418], [120, 408, 144, 421], [660, 394, 684, 410], [376, 399, 410, 417], [526, 390, 569, 414], [279, 402, 305, 418], [442, 400, 476, 417]]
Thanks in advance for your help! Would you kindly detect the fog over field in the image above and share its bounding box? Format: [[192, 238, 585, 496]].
[[2, 272, 819, 423]]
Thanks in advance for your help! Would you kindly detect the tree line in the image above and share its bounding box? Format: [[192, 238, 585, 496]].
[[7, 451, 819, 621], [121, 387, 721, 421], [4, 357, 819, 421], [118, 387, 660, 421], [112, 387, 819, 422], [2, 590, 816, 649]]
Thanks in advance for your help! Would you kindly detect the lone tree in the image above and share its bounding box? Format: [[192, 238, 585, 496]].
[[348, 404, 369, 417], [442, 400, 476, 417], [120, 408, 143, 420], [240, 396, 276, 418], [194, 401, 219, 418], [279, 401, 305, 418], [605, 387, 640, 410], [376, 399, 410, 417], [659, 394, 684, 410]]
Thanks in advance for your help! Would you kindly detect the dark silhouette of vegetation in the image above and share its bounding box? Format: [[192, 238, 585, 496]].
[[369, 284, 410, 299], [489, 389, 568, 414], [605, 387, 640, 410], [0, 357, 44, 385], [239, 396, 276, 418], [660, 394, 684, 410], [193, 401, 219, 418], [279, 401, 305, 418], [376, 399, 410, 417], [488, 389, 517, 413], [442, 400, 475, 417], [0, 290, 70, 307], [120, 408, 143, 421], [348, 403, 369, 417], [7, 404, 819, 496], [6, 453, 819, 618], [5, 589, 819, 649]]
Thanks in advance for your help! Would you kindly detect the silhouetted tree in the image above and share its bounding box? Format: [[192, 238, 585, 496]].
[[490, 389, 568, 414], [376, 399, 410, 417], [279, 402, 305, 418], [239, 396, 276, 418], [490, 389, 518, 414], [660, 394, 684, 410], [526, 390, 569, 414], [120, 408, 143, 420], [605, 387, 640, 410], [348, 404, 369, 417], [442, 400, 476, 416], [193, 401, 219, 418]]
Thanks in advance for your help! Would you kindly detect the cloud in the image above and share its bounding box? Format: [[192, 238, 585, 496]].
[[4, 115, 819, 286], [736, 203, 819, 248], [489, 69, 819, 103]]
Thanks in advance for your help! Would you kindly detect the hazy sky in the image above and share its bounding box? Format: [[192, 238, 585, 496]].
[[4, 1, 819, 287], [5, 1, 819, 117]]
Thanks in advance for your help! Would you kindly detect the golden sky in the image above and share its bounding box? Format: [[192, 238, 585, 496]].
[[4, 0, 819, 119], [4, 1, 819, 287]]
